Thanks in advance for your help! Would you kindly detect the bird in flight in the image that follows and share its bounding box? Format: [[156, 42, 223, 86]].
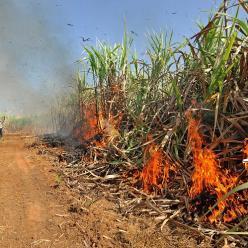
[[81, 37, 90, 42], [67, 23, 74, 27], [131, 30, 138, 36]]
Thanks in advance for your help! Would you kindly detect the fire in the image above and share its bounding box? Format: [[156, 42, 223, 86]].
[[73, 104, 104, 146], [74, 103, 121, 147], [138, 135, 175, 194], [83, 105, 103, 140], [186, 110, 247, 223], [243, 139, 248, 170]]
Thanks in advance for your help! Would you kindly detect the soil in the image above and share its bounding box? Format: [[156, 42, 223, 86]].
[[0, 134, 210, 248]]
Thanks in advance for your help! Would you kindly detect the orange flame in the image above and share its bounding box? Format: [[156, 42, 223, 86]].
[[243, 139, 248, 171], [73, 104, 104, 146], [138, 135, 175, 194], [74, 103, 121, 147], [187, 110, 247, 223]]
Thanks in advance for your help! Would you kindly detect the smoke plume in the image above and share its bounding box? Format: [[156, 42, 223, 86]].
[[0, 0, 74, 115]]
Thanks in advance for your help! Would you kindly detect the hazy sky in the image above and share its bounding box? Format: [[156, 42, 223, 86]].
[[0, 0, 223, 114]]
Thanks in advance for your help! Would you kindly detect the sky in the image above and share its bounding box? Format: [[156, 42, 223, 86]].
[[0, 0, 226, 114]]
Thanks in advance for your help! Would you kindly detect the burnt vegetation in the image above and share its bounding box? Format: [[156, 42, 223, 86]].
[[46, 1, 248, 246]]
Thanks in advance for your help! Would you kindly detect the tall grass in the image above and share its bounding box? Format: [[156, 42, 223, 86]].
[[2, 114, 49, 133], [60, 0, 248, 168], [53, 0, 248, 231]]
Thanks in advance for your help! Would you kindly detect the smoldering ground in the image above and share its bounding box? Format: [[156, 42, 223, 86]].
[[0, 0, 75, 115]]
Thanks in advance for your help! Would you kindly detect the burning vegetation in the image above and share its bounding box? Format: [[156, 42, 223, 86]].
[[243, 140, 248, 171], [186, 110, 247, 223], [73, 103, 121, 148], [136, 134, 176, 194], [51, 1, 248, 246]]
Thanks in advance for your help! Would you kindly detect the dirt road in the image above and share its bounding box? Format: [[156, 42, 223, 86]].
[[0, 134, 82, 247], [0, 134, 208, 248]]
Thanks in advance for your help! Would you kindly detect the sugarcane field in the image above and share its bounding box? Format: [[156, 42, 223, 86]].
[[0, 0, 248, 247]]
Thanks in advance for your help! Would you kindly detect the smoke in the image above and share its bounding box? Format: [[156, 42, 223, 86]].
[[0, 0, 74, 115]]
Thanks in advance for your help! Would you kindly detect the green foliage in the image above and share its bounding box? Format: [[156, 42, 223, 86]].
[[72, 0, 248, 157], [5, 115, 33, 131], [54, 1, 248, 229], [0, 114, 52, 133]]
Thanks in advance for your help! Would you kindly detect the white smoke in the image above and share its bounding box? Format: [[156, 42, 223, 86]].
[[0, 0, 74, 115]]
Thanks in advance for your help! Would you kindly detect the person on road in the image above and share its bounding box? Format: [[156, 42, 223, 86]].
[[0, 116, 5, 138]]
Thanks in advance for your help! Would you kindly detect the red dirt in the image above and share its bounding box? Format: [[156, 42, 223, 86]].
[[0, 134, 210, 247], [0, 134, 84, 247]]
